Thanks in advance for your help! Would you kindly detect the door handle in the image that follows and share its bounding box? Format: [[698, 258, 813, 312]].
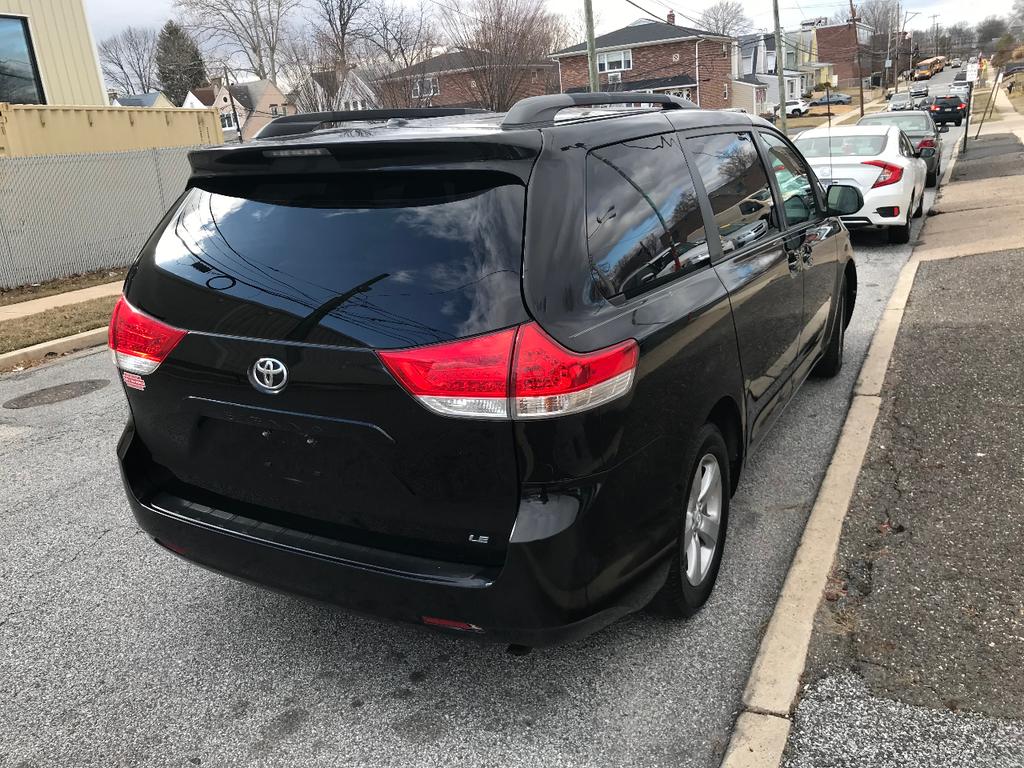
[[787, 250, 801, 274], [802, 244, 814, 266]]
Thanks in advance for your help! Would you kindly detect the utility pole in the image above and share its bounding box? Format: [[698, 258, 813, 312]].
[[772, 0, 787, 133], [224, 65, 243, 144], [930, 14, 940, 57], [850, 0, 864, 117], [583, 0, 599, 92]]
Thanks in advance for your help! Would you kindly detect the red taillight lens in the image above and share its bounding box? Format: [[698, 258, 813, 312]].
[[378, 322, 639, 420], [511, 322, 638, 419], [917, 138, 936, 149], [863, 160, 904, 189], [377, 327, 516, 419], [930, 105, 940, 111], [108, 296, 186, 375]]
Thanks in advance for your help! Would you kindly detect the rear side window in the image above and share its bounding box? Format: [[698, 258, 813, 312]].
[[585, 134, 710, 299], [686, 132, 777, 253], [162, 172, 527, 349], [795, 134, 888, 157]]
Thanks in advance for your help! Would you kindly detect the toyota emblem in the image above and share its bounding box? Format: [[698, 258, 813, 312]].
[[249, 357, 288, 394]]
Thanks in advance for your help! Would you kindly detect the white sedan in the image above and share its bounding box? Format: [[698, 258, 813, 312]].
[[794, 125, 928, 244]]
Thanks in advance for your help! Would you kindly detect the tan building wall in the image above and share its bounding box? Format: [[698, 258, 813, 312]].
[[0, 103, 223, 157], [0, 0, 106, 105]]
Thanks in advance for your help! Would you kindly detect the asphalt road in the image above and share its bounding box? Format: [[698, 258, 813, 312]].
[[0, 131, 963, 768]]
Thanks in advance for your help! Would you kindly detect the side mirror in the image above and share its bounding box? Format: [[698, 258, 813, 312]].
[[826, 184, 864, 216], [919, 147, 936, 158]]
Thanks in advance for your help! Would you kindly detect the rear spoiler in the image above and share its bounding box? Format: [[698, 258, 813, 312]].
[[253, 108, 490, 139]]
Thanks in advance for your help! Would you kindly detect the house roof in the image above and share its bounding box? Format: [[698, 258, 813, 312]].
[[387, 50, 553, 79], [565, 73, 697, 93], [190, 86, 216, 107], [114, 92, 167, 107], [227, 80, 282, 112], [552, 18, 723, 57], [734, 73, 766, 86]]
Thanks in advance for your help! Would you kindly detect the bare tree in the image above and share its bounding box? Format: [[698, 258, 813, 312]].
[[309, 0, 370, 66], [99, 26, 158, 96], [438, 0, 561, 111], [175, 0, 301, 84], [697, 0, 752, 37], [356, 0, 436, 108], [549, 7, 601, 52]]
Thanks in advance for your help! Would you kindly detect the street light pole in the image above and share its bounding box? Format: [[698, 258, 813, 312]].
[[772, 0, 787, 133], [583, 0, 599, 92]]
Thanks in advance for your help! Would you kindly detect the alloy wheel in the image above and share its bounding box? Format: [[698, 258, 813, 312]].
[[683, 454, 723, 586]]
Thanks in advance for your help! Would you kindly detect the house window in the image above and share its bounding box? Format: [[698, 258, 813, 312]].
[[531, 69, 538, 83], [723, 83, 729, 100], [0, 15, 45, 104], [270, 104, 279, 116], [412, 76, 439, 98], [597, 49, 632, 73], [220, 114, 235, 129]]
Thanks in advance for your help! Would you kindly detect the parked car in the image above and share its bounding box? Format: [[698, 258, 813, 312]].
[[951, 58, 962, 68], [949, 83, 971, 98], [857, 111, 945, 186], [889, 92, 914, 111], [930, 94, 968, 125], [110, 94, 862, 646], [954, 71, 967, 82], [795, 124, 927, 244], [776, 98, 811, 116], [809, 92, 852, 106]]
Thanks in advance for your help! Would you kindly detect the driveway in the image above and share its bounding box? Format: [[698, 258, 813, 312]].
[[0, 132, 962, 768]]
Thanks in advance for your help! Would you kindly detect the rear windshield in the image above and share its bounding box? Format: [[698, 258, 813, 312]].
[[861, 114, 931, 131], [156, 172, 527, 348], [795, 134, 888, 158], [935, 96, 964, 105]]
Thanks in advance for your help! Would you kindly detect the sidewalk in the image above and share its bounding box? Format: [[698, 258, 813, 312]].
[[0, 280, 121, 324], [783, 128, 1024, 765]]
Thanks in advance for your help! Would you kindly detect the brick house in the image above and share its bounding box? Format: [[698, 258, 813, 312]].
[[549, 16, 734, 110], [380, 49, 557, 110], [812, 22, 872, 87]]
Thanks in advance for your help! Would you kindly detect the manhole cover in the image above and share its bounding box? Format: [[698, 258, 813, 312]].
[[2, 379, 110, 410]]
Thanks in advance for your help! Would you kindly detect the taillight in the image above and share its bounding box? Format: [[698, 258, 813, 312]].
[[376, 327, 516, 419], [511, 322, 638, 419], [930, 105, 940, 111], [863, 160, 904, 189], [377, 322, 639, 420], [917, 138, 936, 149], [108, 296, 186, 375]]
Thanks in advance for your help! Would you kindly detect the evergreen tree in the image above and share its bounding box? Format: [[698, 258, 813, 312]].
[[156, 20, 207, 106]]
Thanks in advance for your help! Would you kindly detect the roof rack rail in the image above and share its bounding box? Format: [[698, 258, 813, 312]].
[[253, 108, 490, 139], [501, 92, 696, 129]]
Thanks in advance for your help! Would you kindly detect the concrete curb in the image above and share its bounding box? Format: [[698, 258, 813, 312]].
[[0, 327, 107, 372], [721, 237, 926, 768]]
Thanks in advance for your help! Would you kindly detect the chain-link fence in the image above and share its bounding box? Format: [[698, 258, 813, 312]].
[[0, 147, 197, 289]]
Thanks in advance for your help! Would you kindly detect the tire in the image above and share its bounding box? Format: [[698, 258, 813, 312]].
[[926, 168, 937, 187], [913, 193, 924, 218], [647, 424, 730, 619], [813, 277, 846, 378], [888, 210, 911, 244], [955, 119, 962, 126]]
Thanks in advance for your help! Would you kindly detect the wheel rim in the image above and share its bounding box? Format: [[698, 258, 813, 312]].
[[683, 454, 723, 586]]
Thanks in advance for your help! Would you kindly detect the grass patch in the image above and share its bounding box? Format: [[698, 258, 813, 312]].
[[0, 268, 127, 308], [0, 295, 116, 354]]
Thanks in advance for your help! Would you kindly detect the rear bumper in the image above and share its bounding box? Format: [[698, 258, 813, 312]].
[[841, 186, 912, 228], [117, 423, 669, 647]]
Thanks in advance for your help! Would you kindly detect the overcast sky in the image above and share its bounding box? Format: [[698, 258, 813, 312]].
[[83, 0, 1012, 44]]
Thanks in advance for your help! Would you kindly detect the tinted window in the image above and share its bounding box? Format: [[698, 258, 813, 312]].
[[686, 132, 777, 253], [795, 134, 888, 157], [935, 96, 964, 106], [0, 16, 44, 104], [160, 172, 527, 348], [586, 134, 709, 299], [761, 133, 820, 226], [860, 114, 931, 132]]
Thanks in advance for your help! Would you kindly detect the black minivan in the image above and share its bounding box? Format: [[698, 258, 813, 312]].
[[113, 94, 862, 646]]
